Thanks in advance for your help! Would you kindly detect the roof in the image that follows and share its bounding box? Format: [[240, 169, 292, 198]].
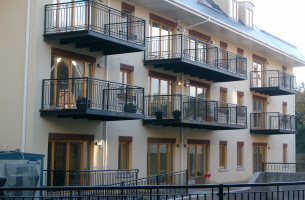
[[177, 0, 305, 63]]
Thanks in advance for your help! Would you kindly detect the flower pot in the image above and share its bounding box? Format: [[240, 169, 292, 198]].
[[172, 111, 181, 119], [155, 111, 163, 119], [76, 102, 90, 109], [124, 106, 137, 113]]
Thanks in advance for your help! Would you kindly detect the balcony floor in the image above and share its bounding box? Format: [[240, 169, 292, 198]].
[[250, 87, 297, 96], [40, 108, 145, 121], [250, 129, 297, 134], [144, 58, 247, 82], [44, 30, 145, 55], [143, 118, 247, 130]]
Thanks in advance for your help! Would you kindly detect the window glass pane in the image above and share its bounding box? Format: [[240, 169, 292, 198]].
[[197, 145, 203, 176], [54, 142, 67, 186], [123, 143, 128, 169], [204, 145, 208, 173], [160, 80, 168, 95], [125, 72, 129, 85], [189, 145, 196, 180], [197, 88, 203, 98], [69, 142, 81, 186], [169, 145, 172, 173], [118, 144, 122, 169], [190, 86, 196, 97], [152, 22, 160, 37], [161, 25, 169, 36], [85, 63, 92, 77], [72, 61, 84, 78], [149, 144, 158, 176], [120, 71, 123, 84], [83, 142, 89, 171], [159, 144, 167, 174], [151, 78, 159, 95], [57, 58, 69, 79]]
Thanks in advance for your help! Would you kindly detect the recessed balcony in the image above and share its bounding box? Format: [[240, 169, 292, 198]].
[[250, 70, 297, 96], [250, 112, 297, 134], [44, 1, 145, 55], [143, 94, 247, 130], [40, 77, 144, 121], [144, 34, 247, 82]]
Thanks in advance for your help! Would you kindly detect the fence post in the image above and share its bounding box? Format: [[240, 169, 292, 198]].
[[219, 184, 224, 200]]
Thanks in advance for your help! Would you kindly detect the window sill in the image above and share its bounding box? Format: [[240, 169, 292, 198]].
[[236, 167, 245, 171], [219, 168, 229, 172]]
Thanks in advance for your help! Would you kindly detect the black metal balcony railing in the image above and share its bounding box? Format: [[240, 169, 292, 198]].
[[145, 94, 247, 126], [41, 77, 144, 114], [250, 112, 296, 132], [145, 34, 247, 76], [108, 170, 188, 196], [43, 169, 139, 187], [44, 0, 145, 46], [250, 70, 297, 90]]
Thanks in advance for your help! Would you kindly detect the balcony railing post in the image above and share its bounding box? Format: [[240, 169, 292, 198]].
[[278, 70, 280, 88], [86, 77, 89, 108], [107, 81, 110, 111], [88, 0, 91, 30], [236, 106, 238, 125], [42, 80, 45, 110], [227, 104, 229, 124], [236, 56, 238, 73], [44, 6, 47, 34], [216, 47, 219, 68], [278, 113, 280, 130], [66, 4, 68, 32], [226, 51, 229, 70], [195, 39, 198, 62], [142, 88, 145, 114], [181, 34, 184, 58], [219, 184, 224, 200]]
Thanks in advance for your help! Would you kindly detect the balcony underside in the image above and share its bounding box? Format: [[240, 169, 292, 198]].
[[144, 58, 247, 82], [44, 30, 145, 55], [250, 129, 297, 135], [143, 119, 247, 130], [250, 87, 297, 96], [40, 109, 145, 121]]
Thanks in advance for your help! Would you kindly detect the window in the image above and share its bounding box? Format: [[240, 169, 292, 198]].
[[237, 91, 244, 117], [231, 0, 238, 20], [147, 139, 174, 176], [219, 141, 227, 168], [283, 102, 287, 113], [47, 133, 92, 186], [219, 42, 228, 69], [237, 48, 244, 74], [252, 58, 265, 88], [121, 5, 134, 41], [283, 144, 287, 163], [237, 142, 244, 168], [188, 141, 209, 180], [118, 142, 130, 169], [237, 94, 243, 106], [253, 143, 266, 173], [120, 69, 131, 85], [252, 96, 267, 129], [246, 8, 253, 28]]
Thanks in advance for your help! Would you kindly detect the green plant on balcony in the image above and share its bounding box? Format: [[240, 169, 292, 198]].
[[172, 110, 181, 119], [76, 97, 91, 109], [124, 103, 137, 113], [155, 109, 163, 120]]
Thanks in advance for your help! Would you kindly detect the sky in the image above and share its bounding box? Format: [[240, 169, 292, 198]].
[[248, 0, 305, 86]]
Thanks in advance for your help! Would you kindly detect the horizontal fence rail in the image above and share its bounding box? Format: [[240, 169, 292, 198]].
[[250, 112, 296, 131], [145, 94, 247, 126], [43, 169, 139, 187], [250, 70, 297, 90], [263, 162, 305, 173], [45, 0, 145, 46], [2, 182, 305, 199], [145, 34, 247, 76], [42, 77, 144, 114]]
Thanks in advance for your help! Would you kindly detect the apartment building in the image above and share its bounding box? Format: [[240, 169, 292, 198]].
[[0, 0, 304, 184]]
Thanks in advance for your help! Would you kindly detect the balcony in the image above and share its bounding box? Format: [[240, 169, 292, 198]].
[[44, 1, 145, 55], [250, 112, 297, 134], [40, 77, 144, 121], [250, 70, 297, 96], [143, 95, 247, 130], [144, 34, 247, 82]]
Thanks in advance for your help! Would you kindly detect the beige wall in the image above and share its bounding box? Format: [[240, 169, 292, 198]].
[[0, 0, 297, 183]]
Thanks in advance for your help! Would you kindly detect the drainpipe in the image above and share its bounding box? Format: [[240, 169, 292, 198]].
[[22, 0, 31, 152], [103, 0, 111, 170]]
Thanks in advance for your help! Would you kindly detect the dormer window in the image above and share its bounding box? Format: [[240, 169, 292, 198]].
[[246, 8, 253, 27], [230, 0, 238, 20]]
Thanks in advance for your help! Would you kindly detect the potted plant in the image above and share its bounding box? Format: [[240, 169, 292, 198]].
[[124, 103, 137, 113], [76, 97, 91, 109], [155, 109, 163, 120], [172, 110, 181, 119]]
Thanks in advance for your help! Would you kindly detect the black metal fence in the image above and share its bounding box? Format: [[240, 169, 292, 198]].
[[42, 77, 144, 114], [145, 34, 247, 76], [263, 162, 305, 172], [145, 94, 247, 125], [43, 169, 139, 187], [108, 170, 188, 196], [44, 0, 145, 46], [250, 112, 296, 131], [250, 70, 297, 90], [2, 182, 305, 199]]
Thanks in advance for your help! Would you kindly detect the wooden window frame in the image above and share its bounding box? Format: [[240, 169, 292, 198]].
[[118, 141, 130, 169], [252, 144, 266, 173], [120, 69, 132, 85], [237, 143, 243, 168], [187, 144, 209, 178], [147, 143, 173, 177], [283, 144, 287, 163], [219, 141, 227, 168], [282, 102, 287, 114], [48, 139, 92, 186]]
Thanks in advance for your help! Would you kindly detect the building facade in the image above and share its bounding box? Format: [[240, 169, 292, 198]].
[[0, 0, 304, 184]]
